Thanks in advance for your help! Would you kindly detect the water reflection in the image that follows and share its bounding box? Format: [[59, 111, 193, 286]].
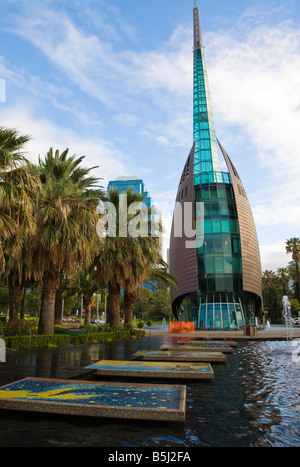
[[0, 337, 299, 447]]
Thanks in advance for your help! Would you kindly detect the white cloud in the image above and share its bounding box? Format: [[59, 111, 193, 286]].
[[204, 21, 300, 232], [0, 102, 128, 187], [260, 241, 291, 271]]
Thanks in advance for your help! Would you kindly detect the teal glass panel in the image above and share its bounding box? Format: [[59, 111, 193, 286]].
[[214, 304, 221, 329], [232, 257, 242, 274], [201, 186, 209, 199], [195, 188, 201, 201], [205, 256, 214, 274], [224, 257, 233, 273], [217, 186, 226, 198], [213, 236, 223, 253], [210, 186, 218, 198], [223, 236, 232, 253], [221, 218, 230, 232], [212, 218, 221, 233], [229, 219, 238, 233], [210, 203, 220, 215], [207, 304, 214, 328], [204, 218, 212, 233], [220, 202, 229, 215], [204, 237, 213, 253], [215, 257, 224, 273], [232, 236, 241, 254]]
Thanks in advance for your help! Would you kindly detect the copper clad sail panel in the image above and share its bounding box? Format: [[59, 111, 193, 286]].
[[219, 142, 262, 302], [169, 144, 198, 304]]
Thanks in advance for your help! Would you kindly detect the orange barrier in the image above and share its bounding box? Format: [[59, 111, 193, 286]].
[[169, 321, 195, 333]]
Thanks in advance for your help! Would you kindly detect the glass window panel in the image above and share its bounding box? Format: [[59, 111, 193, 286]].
[[200, 130, 210, 139], [224, 257, 233, 273], [215, 257, 224, 273], [210, 203, 220, 215], [204, 203, 210, 215], [220, 202, 229, 215], [204, 237, 214, 254], [204, 218, 212, 233], [205, 256, 214, 274], [210, 186, 218, 198], [232, 257, 242, 274], [229, 219, 238, 233], [228, 201, 236, 217], [223, 236, 232, 253], [207, 279, 216, 293], [215, 276, 225, 290], [226, 186, 233, 199], [194, 174, 200, 185], [232, 236, 241, 254], [213, 236, 223, 253], [224, 276, 233, 292], [200, 139, 211, 150], [212, 218, 221, 233], [217, 185, 226, 198], [195, 188, 201, 201], [201, 186, 209, 199], [221, 218, 230, 232]]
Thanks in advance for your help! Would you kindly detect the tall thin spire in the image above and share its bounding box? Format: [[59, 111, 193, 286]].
[[193, 2, 203, 50], [193, 3, 221, 181]]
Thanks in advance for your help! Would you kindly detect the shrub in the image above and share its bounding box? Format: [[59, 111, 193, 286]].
[[137, 321, 144, 329], [3, 334, 71, 350], [3, 320, 37, 337]]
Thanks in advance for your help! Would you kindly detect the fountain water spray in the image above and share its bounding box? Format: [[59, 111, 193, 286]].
[[282, 295, 293, 340]]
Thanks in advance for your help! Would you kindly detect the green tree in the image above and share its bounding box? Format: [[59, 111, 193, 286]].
[[30, 148, 104, 335], [94, 188, 159, 328], [276, 267, 290, 295], [286, 237, 300, 300], [0, 127, 38, 324], [62, 267, 104, 325], [262, 270, 277, 312]]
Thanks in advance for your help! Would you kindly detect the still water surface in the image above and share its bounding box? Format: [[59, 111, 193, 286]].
[[0, 335, 299, 447]]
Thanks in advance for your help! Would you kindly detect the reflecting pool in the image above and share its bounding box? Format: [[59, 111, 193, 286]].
[[0, 336, 299, 447]]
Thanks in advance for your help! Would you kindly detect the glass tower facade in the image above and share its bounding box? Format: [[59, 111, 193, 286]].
[[169, 4, 262, 330]]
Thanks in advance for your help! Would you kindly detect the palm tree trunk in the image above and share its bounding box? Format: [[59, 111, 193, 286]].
[[54, 281, 63, 325], [106, 282, 120, 328], [8, 274, 22, 325], [296, 261, 300, 300], [124, 289, 137, 324], [20, 287, 28, 320], [38, 271, 59, 335], [83, 295, 92, 326]]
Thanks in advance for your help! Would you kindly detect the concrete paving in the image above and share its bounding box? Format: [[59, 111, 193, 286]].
[[144, 327, 300, 341]]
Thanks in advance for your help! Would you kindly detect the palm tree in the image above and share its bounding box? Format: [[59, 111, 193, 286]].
[[276, 267, 290, 296], [30, 148, 104, 335], [0, 128, 38, 324], [94, 187, 178, 327], [0, 127, 31, 276], [286, 238, 300, 300], [94, 188, 158, 327], [262, 270, 277, 312], [62, 267, 104, 326], [124, 264, 178, 325]]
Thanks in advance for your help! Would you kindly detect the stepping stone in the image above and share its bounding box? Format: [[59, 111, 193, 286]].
[[0, 377, 186, 422], [160, 344, 234, 353], [177, 339, 238, 347], [86, 359, 214, 380], [133, 350, 227, 363]]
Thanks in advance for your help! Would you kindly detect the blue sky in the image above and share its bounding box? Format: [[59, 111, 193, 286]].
[[1, 0, 300, 271]]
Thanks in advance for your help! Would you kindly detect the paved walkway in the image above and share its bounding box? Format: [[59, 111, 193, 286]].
[[144, 327, 300, 341]]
